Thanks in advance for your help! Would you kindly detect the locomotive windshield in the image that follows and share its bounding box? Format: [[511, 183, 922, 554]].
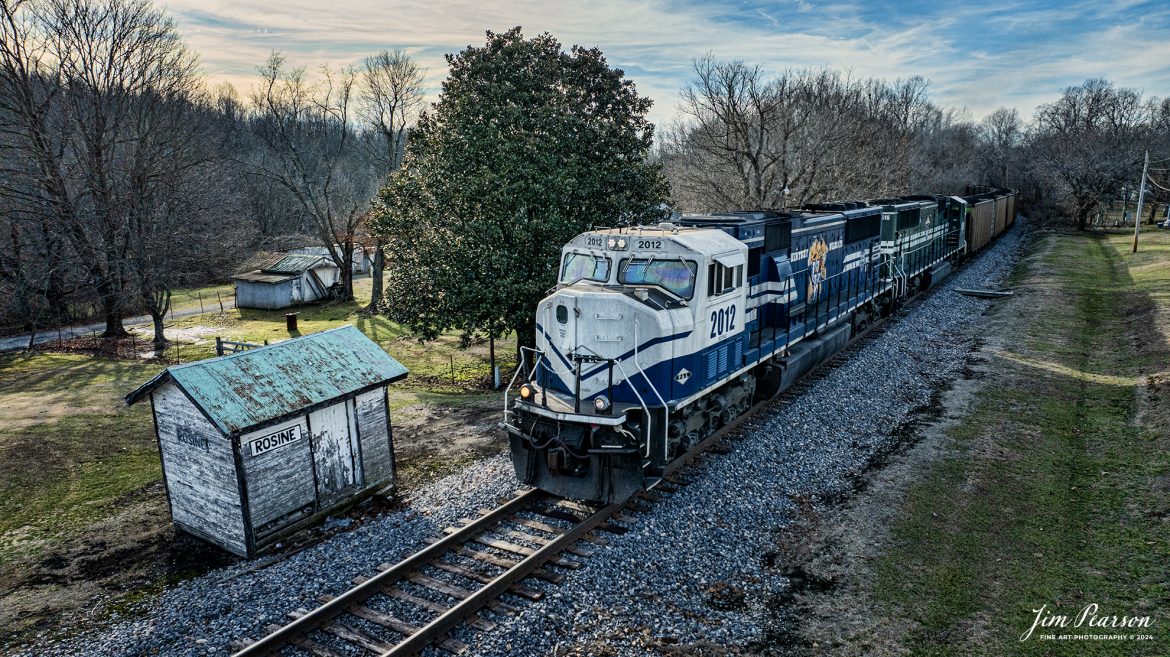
[[561, 253, 611, 284], [618, 258, 697, 299]]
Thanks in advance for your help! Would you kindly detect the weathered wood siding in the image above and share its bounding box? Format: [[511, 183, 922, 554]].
[[309, 403, 357, 504], [240, 417, 316, 539], [235, 279, 297, 310], [355, 388, 394, 486], [153, 384, 247, 555]]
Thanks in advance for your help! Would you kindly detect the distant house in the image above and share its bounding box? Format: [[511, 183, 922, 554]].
[[288, 245, 374, 275], [232, 253, 342, 309], [125, 326, 409, 557]]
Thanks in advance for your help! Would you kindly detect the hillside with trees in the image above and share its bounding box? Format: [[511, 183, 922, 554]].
[[2, 0, 1168, 346]]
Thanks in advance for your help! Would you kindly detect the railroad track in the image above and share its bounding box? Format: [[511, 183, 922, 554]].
[[232, 287, 944, 657], [231, 488, 626, 656]]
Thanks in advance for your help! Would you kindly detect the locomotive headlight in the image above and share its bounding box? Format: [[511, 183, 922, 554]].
[[616, 238, 627, 250], [519, 384, 533, 400], [594, 395, 611, 412], [607, 237, 617, 248]]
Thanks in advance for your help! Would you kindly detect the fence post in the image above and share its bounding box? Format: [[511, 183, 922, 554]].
[[450, 355, 456, 386], [217, 291, 224, 314], [198, 292, 204, 315]]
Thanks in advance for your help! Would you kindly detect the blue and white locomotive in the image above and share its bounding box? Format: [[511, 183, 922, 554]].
[[503, 191, 1002, 503]]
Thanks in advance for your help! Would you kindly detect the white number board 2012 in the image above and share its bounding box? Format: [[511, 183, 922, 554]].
[[248, 424, 302, 457]]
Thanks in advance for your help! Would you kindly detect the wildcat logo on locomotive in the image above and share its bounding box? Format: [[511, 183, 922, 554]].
[[807, 237, 829, 300]]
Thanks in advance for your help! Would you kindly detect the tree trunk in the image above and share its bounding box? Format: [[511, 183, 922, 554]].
[[150, 312, 167, 347], [98, 281, 128, 338], [366, 241, 385, 312], [340, 244, 355, 301], [515, 320, 537, 376], [45, 269, 70, 325], [145, 287, 171, 346]]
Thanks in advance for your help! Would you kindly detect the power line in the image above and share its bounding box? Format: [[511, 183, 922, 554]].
[[1144, 173, 1170, 192]]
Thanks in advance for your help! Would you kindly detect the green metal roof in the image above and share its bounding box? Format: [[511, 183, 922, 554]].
[[231, 270, 298, 284], [262, 253, 330, 274], [126, 325, 408, 435]]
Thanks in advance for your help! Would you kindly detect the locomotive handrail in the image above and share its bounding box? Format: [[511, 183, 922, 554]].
[[503, 346, 546, 424], [633, 314, 671, 464], [610, 358, 654, 460]]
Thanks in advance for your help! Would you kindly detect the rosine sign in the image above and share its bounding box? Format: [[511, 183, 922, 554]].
[[248, 425, 301, 457]]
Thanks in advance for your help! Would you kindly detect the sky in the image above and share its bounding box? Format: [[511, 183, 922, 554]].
[[164, 0, 1170, 130]]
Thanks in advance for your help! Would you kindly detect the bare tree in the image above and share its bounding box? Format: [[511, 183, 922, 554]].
[[358, 49, 424, 311], [1029, 78, 1151, 230], [247, 53, 377, 301], [978, 107, 1023, 188], [663, 59, 943, 211], [0, 0, 207, 338]]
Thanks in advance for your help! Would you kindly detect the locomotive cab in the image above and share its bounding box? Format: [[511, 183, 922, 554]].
[[503, 223, 747, 501]]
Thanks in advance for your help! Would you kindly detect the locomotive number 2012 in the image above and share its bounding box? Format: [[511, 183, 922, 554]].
[[709, 306, 736, 338], [636, 239, 662, 249]]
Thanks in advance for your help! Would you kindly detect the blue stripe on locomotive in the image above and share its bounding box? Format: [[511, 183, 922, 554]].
[[535, 210, 884, 411]]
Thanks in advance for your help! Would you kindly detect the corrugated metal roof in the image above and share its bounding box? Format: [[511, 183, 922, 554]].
[[289, 246, 332, 257], [235, 251, 286, 275], [125, 326, 408, 435], [231, 271, 298, 284], [262, 254, 330, 274]]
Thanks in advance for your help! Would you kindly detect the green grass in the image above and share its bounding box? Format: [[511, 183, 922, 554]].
[[168, 282, 236, 314], [154, 275, 517, 391], [0, 353, 159, 565], [872, 230, 1170, 655], [0, 273, 516, 566]]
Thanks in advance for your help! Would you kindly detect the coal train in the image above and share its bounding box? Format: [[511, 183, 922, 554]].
[[502, 186, 1017, 502]]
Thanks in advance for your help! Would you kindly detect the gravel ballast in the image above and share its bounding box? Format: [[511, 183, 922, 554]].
[[14, 223, 1029, 657]]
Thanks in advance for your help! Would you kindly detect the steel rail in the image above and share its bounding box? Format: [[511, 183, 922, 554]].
[[232, 488, 548, 657], [379, 500, 622, 656]]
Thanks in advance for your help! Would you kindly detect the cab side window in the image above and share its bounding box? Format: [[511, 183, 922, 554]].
[[707, 262, 743, 296]]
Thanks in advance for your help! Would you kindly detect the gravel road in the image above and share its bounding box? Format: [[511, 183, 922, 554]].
[[10, 222, 1028, 657]]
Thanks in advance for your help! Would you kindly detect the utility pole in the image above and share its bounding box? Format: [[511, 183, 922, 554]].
[[1134, 150, 1149, 253]]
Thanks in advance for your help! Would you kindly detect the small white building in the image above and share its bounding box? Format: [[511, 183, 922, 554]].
[[233, 253, 342, 309], [125, 326, 408, 557]]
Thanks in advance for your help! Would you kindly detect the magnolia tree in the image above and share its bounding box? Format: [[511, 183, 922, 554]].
[[373, 28, 669, 356]]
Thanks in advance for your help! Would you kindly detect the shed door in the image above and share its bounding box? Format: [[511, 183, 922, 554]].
[[309, 404, 357, 501]]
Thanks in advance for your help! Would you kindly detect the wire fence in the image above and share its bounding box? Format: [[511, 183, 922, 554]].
[[2, 289, 238, 352]]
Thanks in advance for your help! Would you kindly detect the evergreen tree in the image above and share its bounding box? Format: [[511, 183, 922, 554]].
[[373, 27, 668, 356]]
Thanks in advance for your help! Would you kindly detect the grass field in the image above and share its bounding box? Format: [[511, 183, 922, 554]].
[[0, 354, 159, 565], [150, 275, 516, 393], [869, 228, 1170, 655], [0, 272, 512, 607]]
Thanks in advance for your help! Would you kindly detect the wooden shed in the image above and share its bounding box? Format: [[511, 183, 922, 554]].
[[232, 253, 342, 309], [126, 326, 408, 557]]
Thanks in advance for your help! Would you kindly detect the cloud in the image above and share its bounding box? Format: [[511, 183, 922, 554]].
[[162, 0, 1170, 127]]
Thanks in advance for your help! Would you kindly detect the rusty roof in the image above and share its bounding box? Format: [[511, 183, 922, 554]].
[[125, 326, 408, 435]]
